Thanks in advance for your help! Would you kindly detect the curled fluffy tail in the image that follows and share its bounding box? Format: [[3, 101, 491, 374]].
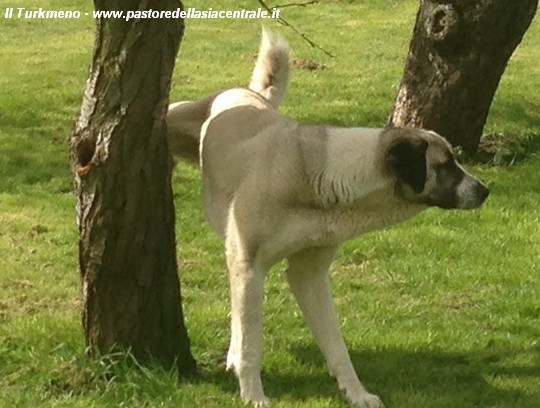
[[249, 28, 290, 108]]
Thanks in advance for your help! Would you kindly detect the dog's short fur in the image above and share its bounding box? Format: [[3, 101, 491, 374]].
[[167, 30, 489, 408]]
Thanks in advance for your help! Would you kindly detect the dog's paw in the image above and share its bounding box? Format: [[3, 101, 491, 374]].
[[238, 374, 268, 407], [241, 392, 269, 407], [253, 398, 270, 407], [346, 391, 383, 408]]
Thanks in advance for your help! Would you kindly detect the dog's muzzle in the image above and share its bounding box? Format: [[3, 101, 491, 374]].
[[456, 175, 490, 209]]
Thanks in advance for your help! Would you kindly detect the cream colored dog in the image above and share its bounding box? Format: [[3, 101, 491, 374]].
[[167, 30, 489, 408]]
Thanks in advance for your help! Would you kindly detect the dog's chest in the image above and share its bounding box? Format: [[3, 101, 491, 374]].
[[315, 198, 424, 245]]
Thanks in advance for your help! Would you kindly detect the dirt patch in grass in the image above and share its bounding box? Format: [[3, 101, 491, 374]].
[[292, 58, 327, 71]]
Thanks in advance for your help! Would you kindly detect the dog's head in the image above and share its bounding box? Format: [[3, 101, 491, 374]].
[[385, 128, 489, 210]]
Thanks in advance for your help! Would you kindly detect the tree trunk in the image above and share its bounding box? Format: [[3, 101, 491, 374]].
[[70, 0, 196, 375], [388, 0, 538, 154]]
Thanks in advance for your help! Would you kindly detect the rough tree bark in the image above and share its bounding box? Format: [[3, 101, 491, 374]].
[[388, 0, 538, 154], [70, 0, 196, 375]]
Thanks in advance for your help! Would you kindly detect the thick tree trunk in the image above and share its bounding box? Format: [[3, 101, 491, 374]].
[[388, 0, 538, 154], [70, 0, 196, 375]]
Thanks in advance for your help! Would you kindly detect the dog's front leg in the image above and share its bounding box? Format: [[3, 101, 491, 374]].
[[226, 247, 267, 406], [287, 247, 383, 408]]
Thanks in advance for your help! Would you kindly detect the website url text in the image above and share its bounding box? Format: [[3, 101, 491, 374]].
[[4, 7, 281, 21]]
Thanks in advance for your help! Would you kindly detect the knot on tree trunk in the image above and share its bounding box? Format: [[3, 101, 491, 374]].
[[425, 4, 458, 41]]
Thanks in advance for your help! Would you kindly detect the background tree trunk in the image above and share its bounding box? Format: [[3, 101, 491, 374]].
[[388, 0, 538, 154], [70, 0, 196, 375]]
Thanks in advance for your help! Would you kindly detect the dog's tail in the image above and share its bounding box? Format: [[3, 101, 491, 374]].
[[249, 28, 290, 108]]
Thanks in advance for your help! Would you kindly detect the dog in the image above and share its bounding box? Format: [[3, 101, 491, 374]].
[[167, 30, 489, 408]]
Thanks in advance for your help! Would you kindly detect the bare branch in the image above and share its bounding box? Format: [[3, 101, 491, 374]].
[[273, 0, 320, 8], [256, 0, 336, 58]]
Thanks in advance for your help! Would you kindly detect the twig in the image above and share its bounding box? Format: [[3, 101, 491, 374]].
[[273, 0, 320, 8], [256, 0, 336, 58]]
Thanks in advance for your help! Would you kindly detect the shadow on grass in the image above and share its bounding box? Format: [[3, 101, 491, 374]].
[[203, 344, 539, 407], [464, 131, 540, 166], [489, 99, 540, 136]]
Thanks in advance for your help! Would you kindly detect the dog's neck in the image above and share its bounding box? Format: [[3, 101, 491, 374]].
[[310, 127, 392, 207]]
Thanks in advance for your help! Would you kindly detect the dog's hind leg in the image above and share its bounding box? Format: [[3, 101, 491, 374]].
[[225, 217, 268, 406], [286, 247, 383, 408]]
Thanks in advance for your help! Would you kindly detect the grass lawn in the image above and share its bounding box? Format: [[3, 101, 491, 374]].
[[1, 0, 539, 407]]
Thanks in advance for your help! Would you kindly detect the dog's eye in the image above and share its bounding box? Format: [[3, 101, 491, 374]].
[[439, 159, 457, 172]]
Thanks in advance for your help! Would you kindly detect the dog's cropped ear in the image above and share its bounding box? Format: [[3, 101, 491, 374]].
[[387, 136, 428, 194]]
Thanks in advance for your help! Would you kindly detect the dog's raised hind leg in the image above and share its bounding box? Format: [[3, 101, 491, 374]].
[[225, 227, 268, 406], [287, 247, 383, 408]]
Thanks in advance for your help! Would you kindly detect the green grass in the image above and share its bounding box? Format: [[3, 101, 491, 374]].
[[1, 0, 539, 407]]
